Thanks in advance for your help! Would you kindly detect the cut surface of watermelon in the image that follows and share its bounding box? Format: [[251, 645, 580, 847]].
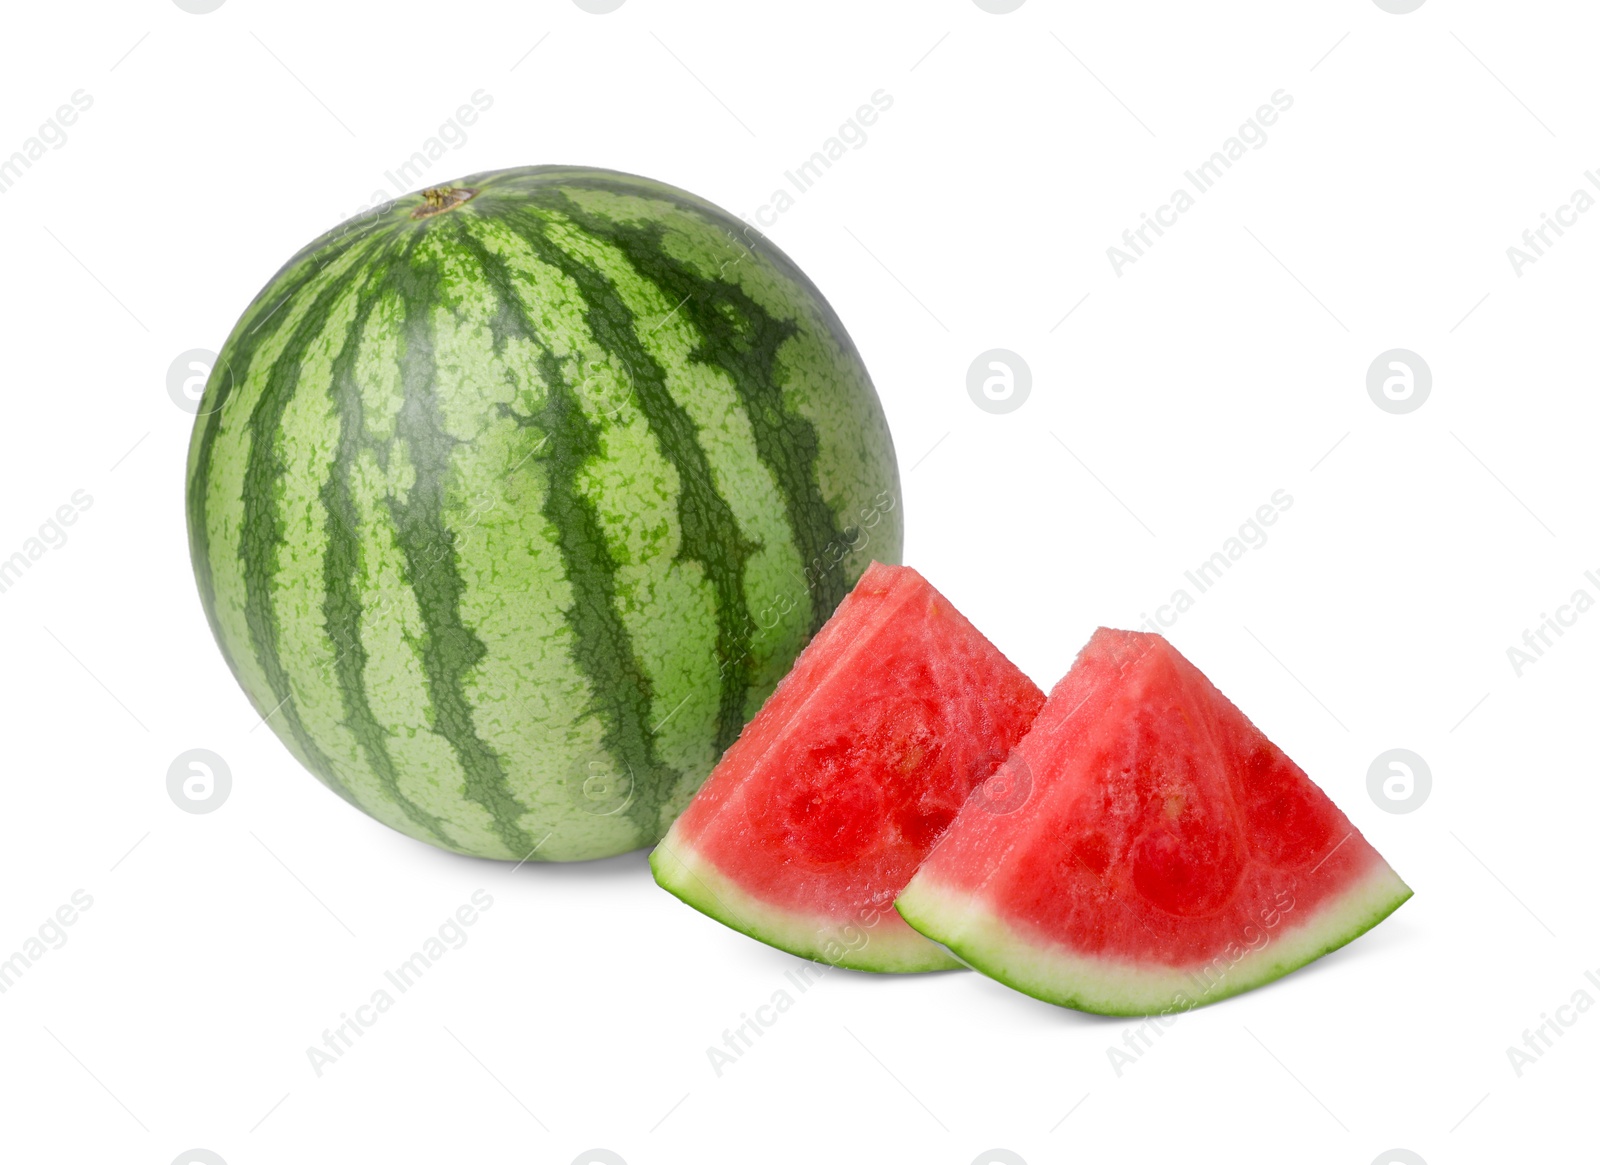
[[651, 562, 1045, 972], [896, 628, 1412, 1013]]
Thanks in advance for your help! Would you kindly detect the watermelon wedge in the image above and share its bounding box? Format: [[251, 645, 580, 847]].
[[651, 563, 1045, 972], [896, 628, 1412, 1013]]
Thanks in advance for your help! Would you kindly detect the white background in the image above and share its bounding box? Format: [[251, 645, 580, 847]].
[[1, 2, 1593, 1163]]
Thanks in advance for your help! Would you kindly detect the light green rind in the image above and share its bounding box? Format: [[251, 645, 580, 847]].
[[894, 863, 1413, 1015], [185, 166, 901, 861], [651, 824, 962, 974]]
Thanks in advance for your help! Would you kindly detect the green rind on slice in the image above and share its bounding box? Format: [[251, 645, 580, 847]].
[[895, 863, 1412, 1016], [652, 824, 963, 974]]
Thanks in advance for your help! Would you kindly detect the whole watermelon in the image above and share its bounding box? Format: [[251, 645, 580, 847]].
[[186, 166, 901, 861]]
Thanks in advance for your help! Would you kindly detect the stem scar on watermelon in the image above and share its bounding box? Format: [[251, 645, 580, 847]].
[[896, 628, 1412, 1014], [650, 562, 1045, 973]]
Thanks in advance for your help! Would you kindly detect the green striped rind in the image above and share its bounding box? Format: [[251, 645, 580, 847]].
[[186, 166, 901, 861], [894, 863, 1412, 1015], [652, 824, 962, 973]]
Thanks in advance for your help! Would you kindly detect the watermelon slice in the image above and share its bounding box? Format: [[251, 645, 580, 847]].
[[896, 628, 1412, 1013], [650, 563, 1045, 972]]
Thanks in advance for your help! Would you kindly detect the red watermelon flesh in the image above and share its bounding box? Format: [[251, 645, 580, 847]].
[[650, 562, 1045, 972], [896, 628, 1412, 1012]]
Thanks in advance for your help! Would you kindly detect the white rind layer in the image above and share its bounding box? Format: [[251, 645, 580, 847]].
[[651, 824, 963, 973], [895, 861, 1412, 1014]]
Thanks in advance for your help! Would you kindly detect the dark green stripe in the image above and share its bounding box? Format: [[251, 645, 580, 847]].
[[385, 231, 537, 858], [449, 219, 684, 842], [187, 227, 388, 715], [552, 190, 853, 635], [317, 272, 456, 848], [507, 207, 762, 760], [238, 273, 369, 808]]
